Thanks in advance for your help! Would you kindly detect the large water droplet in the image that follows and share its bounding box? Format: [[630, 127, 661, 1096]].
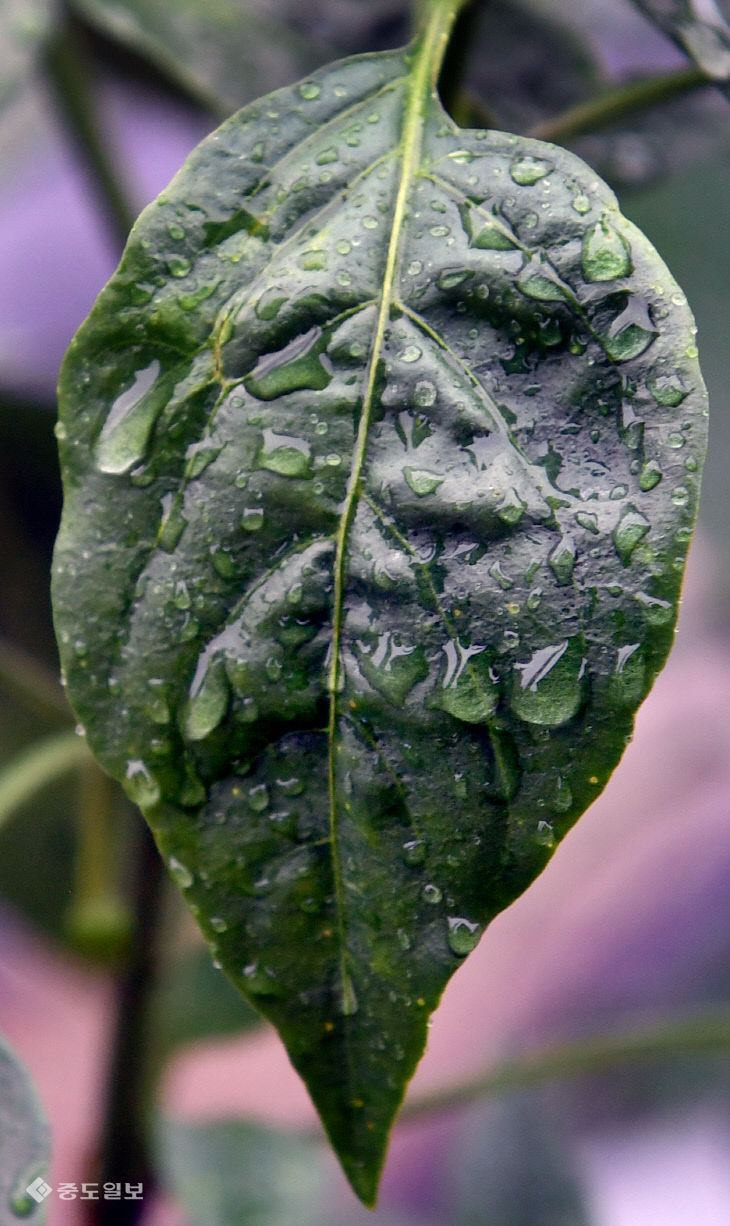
[[184, 657, 230, 741], [510, 156, 552, 185], [96, 360, 162, 474], [581, 219, 632, 281], [168, 856, 194, 888], [403, 466, 444, 496], [244, 328, 332, 400], [358, 633, 428, 706], [447, 916, 481, 956], [613, 506, 650, 565], [403, 838, 426, 866], [647, 375, 688, 407], [610, 642, 645, 705], [125, 759, 161, 808], [257, 429, 311, 478], [510, 638, 585, 727], [422, 883, 442, 905], [639, 460, 663, 491], [548, 536, 576, 586]]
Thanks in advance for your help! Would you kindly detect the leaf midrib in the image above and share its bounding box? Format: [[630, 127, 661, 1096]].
[[325, 2, 455, 1054]]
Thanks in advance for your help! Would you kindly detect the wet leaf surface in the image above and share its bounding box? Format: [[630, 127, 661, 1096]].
[[53, 31, 707, 1203]]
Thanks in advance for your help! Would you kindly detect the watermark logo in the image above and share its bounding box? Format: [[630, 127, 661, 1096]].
[[25, 1177, 52, 1204]]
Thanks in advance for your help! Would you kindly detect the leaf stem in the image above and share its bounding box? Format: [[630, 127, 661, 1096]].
[[44, 8, 137, 251], [0, 731, 90, 832], [92, 816, 166, 1225], [0, 638, 72, 725], [529, 64, 710, 144], [400, 1006, 730, 1120]]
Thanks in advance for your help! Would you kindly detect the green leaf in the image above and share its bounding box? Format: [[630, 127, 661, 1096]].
[[629, 0, 730, 82], [52, 5, 708, 1203], [0, 1038, 51, 1224], [0, 0, 54, 114], [156, 1119, 324, 1226]]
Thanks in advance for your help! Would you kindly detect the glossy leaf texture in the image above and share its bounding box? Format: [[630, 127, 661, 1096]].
[[0, 1038, 50, 1224], [52, 38, 708, 1204], [629, 0, 730, 83]]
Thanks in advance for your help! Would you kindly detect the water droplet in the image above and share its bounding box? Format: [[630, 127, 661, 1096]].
[[554, 777, 572, 812], [510, 638, 586, 727], [432, 640, 498, 724], [575, 511, 599, 535], [647, 375, 687, 406], [340, 973, 358, 1016], [245, 327, 332, 400], [299, 81, 321, 100], [278, 776, 304, 796], [257, 429, 311, 478], [158, 501, 187, 552], [247, 784, 269, 812], [497, 489, 526, 526], [447, 916, 481, 956], [634, 591, 673, 626], [125, 759, 161, 808], [423, 883, 442, 905], [581, 219, 632, 281], [96, 360, 163, 474], [519, 269, 568, 302], [400, 344, 423, 363], [242, 961, 279, 995], [548, 536, 576, 586], [255, 287, 288, 320], [672, 485, 689, 506], [639, 460, 663, 491], [317, 147, 338, 165], [167, 256, 191, 278], [413, 380, 436, 407], [184, 657, 230, 741], [168, 856, 193, 888], [535, 820, 556, 848], [613, 506, 650, 565], [241, 507, 265, 531], [490, 561, 514, 590], [572, 194, 591, 215], [358, 633, 428, 705], [210, 915, 227, 932], [437, 268, 470, 289], [610, 642, 645, 705], [510, 156, 552, 185], [403, 466, 443, 497], [403, 838, 426, 866]]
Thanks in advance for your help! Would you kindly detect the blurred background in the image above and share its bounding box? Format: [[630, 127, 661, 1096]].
[[1, 1, 729, 1223]]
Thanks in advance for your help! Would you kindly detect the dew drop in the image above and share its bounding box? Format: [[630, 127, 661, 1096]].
[[299, 81, 321, 100], [634, 591, 673, 626], [575, 511, 599, 535], [184, 657, 230, 742], [535, 820, 556, 848], [414, 380, 437, 407], [581, 219, 632, 281], [247, 784, 269, 813], [510, 638, 585, 727], [647, 375, 688, 407], [255, 287, 288, 320], [510, 156, 552, 185], [241, 507, 265, 531], [403, 838, 427, 866], [96, 360, 162, 474], [210, 916, 228, 932], [423, 883, 443, 905], [639, 460, 663, 491], [613, 506, 650, 565], [245, 327, 332, 400], [548, 536, 576, 586], [572, 194, 591, 215], [167, 256, 191, 277], [447, 916, 481, 956], [400, 344, 423, 364], [125, 759, 161, 808], [403, 466, 443, 496], [168, 856, 194, 888]]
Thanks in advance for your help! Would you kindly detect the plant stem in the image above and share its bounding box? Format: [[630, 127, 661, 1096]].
[[91, 815, 165, 1225], [44, 9, 137, 251], [530, 64, 709, 143], [400, 1006, 730, 1121], [0, 731, 89, 831], [0, 638, 71, 725]]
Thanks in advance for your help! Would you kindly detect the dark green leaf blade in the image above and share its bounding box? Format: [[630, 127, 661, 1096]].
[[52, 39, 708, 1203], [0, 1038, 51, 1224]]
